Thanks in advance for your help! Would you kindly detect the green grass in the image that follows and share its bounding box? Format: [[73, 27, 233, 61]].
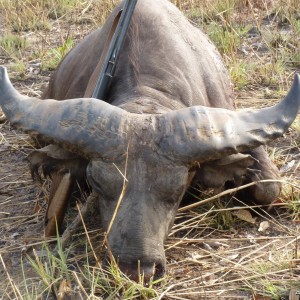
[[2, 221, 163, 299], [0, 34, 28, 77], [47, 0, 85, 19], [18, 234, 163, 299], [0, 0, 51, 32], [42, 37, 75, 70], [228, 59, 255, 89], [205, 23, 248, 55], [12, 59, 27, 78], [0, 0, 90, 32], [0, 34, 28, 57]]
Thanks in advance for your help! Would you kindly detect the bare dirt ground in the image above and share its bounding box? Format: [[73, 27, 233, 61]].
[[0, 1, 300, 299]]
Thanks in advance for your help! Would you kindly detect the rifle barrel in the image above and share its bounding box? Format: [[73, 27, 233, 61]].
[[92, 0, 138, 100]]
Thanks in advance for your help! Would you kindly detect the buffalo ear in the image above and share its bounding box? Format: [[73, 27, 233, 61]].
[[193, 153, 259, 191], [28, 144, 88, 180]]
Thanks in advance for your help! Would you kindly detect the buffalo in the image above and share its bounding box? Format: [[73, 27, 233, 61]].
[[0, 0, 300, 281]]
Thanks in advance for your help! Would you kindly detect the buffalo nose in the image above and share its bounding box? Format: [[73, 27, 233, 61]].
[[117, 260, 165, 282], [103, 256, 165, 282]]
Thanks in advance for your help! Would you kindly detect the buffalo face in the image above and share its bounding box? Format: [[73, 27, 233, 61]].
[[87, 144, 191, 280]]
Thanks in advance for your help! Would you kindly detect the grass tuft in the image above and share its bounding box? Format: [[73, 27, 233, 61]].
[[0, 34, 28, 58], [42, 37, 75, 70]]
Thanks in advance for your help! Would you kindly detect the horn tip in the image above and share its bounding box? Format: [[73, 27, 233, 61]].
[[294, 72, 300, 85], [288, 72, 300, 102], [0, 66, 7, 81], [292, 73, 300, 93]]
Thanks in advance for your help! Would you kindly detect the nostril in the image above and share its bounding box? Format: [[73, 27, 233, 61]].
[[154, 262, 165, 280]]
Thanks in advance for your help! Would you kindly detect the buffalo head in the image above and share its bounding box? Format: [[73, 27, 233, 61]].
[[0, 65, 300, 280]]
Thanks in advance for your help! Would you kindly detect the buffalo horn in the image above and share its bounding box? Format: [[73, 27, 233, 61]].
[[157, 73, 300, 163], [1, 66, 299, 163], [0, 67, 128, 158]]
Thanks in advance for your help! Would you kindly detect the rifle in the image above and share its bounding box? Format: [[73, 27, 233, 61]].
[[84, 0, 138, 100]]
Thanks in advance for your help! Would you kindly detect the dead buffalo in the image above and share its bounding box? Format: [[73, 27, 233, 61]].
[[0, 0, 300, 281]]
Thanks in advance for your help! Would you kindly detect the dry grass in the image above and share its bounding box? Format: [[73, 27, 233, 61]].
[[0, 0, 300, 299]]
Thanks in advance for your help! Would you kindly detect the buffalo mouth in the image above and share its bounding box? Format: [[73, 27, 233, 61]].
[[103, 252, 166, 282], [117, 260, 165, 282]]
